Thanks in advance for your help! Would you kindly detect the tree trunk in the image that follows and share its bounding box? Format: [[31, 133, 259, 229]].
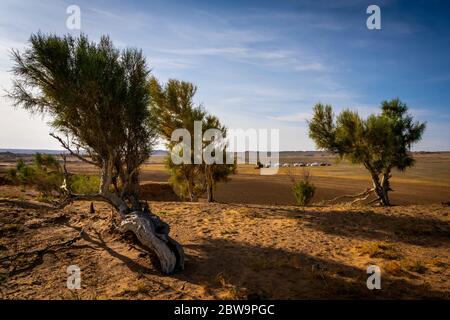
[[119, 210, 184, 274], [206, 183, 214, 202], [99, 158, 185, 274], [371, 174, 390, 206], [205, 166, 214, 202], [380, 175, 391, 206], [186, 175, 196, 202]]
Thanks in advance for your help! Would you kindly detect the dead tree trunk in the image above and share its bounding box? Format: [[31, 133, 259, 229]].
[[119, 211, 184, 274], [104, 160, 184, 274], [60, 158, 185, 274]]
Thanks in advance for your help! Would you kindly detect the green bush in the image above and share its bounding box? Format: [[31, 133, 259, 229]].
[[6, 154, 64, 201], [7, 154, 101, 201], [292, 171, 315, 206], [69, 174, 100, 194]]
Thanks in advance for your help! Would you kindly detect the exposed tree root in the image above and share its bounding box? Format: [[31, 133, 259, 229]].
[[54, 196, 185, 274], [327, 188, 376, 205], [0, 199, 53, 210], [119, 211, 184, 274], [350, 191, 377, 205]]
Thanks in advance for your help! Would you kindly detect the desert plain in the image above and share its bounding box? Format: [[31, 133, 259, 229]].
[[0, 151, 449, 299]]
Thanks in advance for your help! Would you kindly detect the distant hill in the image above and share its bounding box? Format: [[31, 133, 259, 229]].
[[0, 149, 65, 155], [0, 148, 169, 156], [152, 150, 168, 156], [1, 148, 447, 157]]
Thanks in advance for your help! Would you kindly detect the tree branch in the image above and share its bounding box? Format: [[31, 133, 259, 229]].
[[350, 191, 376, 205], [327, 188, 375, 204], [49, 133, 98, 166]]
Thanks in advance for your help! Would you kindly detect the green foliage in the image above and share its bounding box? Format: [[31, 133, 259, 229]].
[[7, 154, 100, 201], [308, 98, 426, 205], [6, 154, 63, 200], [164, 156, 201, 201], [69, 174, 100, 194], [292, 171, 315, 206], [150, 78, 236, 201]]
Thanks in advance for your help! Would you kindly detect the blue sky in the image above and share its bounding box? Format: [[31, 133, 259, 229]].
[[0, 0, 449, 150]]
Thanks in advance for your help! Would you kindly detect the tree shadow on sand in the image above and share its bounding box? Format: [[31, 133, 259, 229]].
[[243, 207, 449, 248], [300, 209, 449, 248], [174, 238, 447, 299], [64, 224, 157, 275]]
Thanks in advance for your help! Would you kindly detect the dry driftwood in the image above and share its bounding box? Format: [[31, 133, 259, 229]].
[[55, 152, 185, 275], [327, 188, 377, 205], [119, 211, 184, 274]]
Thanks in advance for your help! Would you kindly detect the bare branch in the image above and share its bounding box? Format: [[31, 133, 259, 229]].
[[350, 191, 376, 205], [50, 133, 98, 166], [327, 188, 375, 204]]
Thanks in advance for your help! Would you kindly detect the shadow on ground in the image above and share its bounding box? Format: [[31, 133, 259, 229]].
[[240, 206, 450, 247], [173, 238, 447, 299]]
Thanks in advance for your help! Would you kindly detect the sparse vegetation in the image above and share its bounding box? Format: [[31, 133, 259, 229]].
[[68, 174, 100, 195], [1, 31, 446, 301], [357, 241, 401, 260], [5, 155, 101, 201], [290, 169, 316, 206], [6, 154, 63, 201]]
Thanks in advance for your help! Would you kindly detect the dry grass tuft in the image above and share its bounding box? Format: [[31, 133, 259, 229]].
[[357, 241, 402, 260]]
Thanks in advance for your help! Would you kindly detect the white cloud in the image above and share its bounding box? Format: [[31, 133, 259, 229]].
[[268, 112, 311, 122]]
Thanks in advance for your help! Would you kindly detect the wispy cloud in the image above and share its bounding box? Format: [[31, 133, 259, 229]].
[[268, 112, 311, 122]]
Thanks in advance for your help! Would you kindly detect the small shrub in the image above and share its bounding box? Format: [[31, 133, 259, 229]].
[[358, 241, 401, 260], [403, 259, 428, 274], [7, 155, 63, 201], [292, 170, 315, 206], [7, 155, 101, 201], [384, 259, 428, 277], [69, 174, 100, 194]]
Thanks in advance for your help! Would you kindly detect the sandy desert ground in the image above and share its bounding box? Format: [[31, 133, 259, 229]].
[[0, 197, 448, 299], [0, 152, 449, 299]]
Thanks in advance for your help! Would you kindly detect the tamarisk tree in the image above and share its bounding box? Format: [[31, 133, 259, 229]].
[[149, 78, 235, 202], [9, 33, 184, 274], [308, 99, 425, 206]]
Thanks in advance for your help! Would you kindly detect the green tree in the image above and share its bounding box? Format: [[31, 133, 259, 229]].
[[149, 78, 235, 202], [8, 33, 184, 274], [308, 98, 425, 206], [202, 115, 237, 202]]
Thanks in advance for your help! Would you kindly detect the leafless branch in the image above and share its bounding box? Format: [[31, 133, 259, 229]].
[[49, 132, 97, 166], [327, 188, 375, 204]]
